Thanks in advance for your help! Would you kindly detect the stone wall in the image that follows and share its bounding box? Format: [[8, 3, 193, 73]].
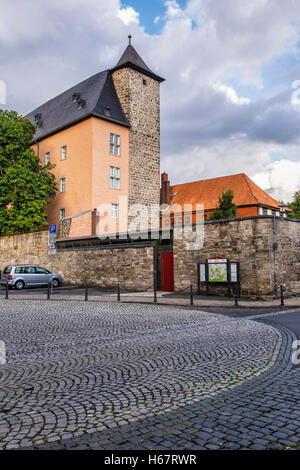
[[173, 217, 300, 299], [0, 231, 154, 291], [112, 68, 161, 227]]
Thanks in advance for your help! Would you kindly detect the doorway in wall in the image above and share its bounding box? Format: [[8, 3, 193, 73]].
[[161, 251, 174, 292]]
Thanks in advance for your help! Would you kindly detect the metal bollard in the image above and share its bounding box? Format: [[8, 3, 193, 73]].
[[47, 282, 51, 300], [85, 283, 88, 302], [5, 281, 8, 300], [190, 285, 194, 306], [280, 285, 284, 307], [154, 284, 157, 303], [117, 283, 120, 302], [234, 284, 239, 307]]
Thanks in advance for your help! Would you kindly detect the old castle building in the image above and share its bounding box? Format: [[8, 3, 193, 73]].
[[26, 38, 164, 237]]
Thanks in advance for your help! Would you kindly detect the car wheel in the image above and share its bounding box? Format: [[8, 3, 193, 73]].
[[52, 278, 59, 288], [15, 280, 25, 290]]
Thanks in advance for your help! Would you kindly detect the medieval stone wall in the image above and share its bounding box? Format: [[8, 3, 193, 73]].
[[0, 231, 154, 291], [173, 217, 300, 299]]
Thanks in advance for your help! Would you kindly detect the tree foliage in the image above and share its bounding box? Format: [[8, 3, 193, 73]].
[[209, 189, 237, 220], [0, 110, 57, 236], [287, 191, 300, 219]]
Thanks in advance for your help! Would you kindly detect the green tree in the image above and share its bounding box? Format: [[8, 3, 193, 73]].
[[210, 189, 237, 220], [287, 191, 300, 219], [0, 110, 57, 236]]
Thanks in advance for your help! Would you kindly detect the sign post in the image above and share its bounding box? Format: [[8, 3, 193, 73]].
[[48, 225, 57, 293]]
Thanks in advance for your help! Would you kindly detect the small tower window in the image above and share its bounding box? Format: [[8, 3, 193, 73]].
[[143, 78, 147, 86]]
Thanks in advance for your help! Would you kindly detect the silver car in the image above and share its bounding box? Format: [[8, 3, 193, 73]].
[[0, 265, 62, 290]]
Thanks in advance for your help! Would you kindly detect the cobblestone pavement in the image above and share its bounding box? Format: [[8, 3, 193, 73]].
[[0, 300, 298, 450]]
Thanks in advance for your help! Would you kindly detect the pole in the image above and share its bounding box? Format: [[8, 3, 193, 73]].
[[85, 282, 88, 302], [47, 282, 51, 300], [117, 283, 120, 302], [190, 285, 194, 306], [280, 285, 284, 307], [5, 281, 8, 300], [234, 284, 239, 307]]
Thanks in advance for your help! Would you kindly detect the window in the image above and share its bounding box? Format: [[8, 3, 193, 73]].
[[111, 204, 119, 219], [59, 178, 66, 193], [15, 267, 25, 274], [258, 207, 263, 215], [25, 266, 35, 274], [110, 133, 121, 156], [59, 208, 65, 221], [44, 152, 50, 165], [36, 267, 50, 274], [61, 145, 67, 160], [109, 166, 121, 189], [3, 266, 12, 274], [185, 216, 191, 224], [164, 219, 170, 227]]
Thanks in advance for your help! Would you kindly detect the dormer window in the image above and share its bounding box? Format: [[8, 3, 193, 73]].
[[104, 105, 111, 117], [34, 113, 43, 127], [77, 98, 85, 109], [72, 93, 80, 102]]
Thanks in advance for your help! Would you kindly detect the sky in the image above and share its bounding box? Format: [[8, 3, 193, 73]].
[[1, 0, 300, 202]]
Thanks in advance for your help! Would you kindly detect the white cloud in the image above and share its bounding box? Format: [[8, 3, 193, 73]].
[[164, 1, 182, 18], [1, 0, 300, 202], [154, 16, 160, 24], [252, 160, 300, 202], [212, 83, 250, 105], [118, 6, 139, 25]]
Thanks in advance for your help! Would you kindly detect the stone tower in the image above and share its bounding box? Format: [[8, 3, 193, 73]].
[[111, 37, 165, 228]]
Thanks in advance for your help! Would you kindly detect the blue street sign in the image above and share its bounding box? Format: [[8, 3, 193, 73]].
[[49, 225, 57, 234]]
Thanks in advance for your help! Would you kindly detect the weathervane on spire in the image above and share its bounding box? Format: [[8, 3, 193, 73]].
[[128, 34, 132, 45]]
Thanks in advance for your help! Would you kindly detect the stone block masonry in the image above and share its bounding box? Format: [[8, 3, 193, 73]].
[[173, 217, 300, 299], [0, 231, 154, 292], [112, 68, 161, 226], [0, 216, 298, 299]]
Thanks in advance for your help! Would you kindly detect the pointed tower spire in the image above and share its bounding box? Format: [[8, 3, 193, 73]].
[[110, 40, 164, 83]]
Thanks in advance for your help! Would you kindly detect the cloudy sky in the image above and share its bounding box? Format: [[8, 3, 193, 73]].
[[1, 0, 300, 202]]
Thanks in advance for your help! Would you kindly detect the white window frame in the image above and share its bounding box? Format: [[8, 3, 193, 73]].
[[111, 203, 119, 219], [61, 145, 67, 160], [44, 152, 50, 165], [109, 133, 121, 156], [59, 177, 66, 193], [59, 208, 66, 221], [109, 166, 121, 189]]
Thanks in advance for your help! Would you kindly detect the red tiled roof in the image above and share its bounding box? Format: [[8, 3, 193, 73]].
[[169, 173, 280, 211]]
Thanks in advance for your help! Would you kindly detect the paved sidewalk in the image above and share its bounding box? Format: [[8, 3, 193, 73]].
[[1, 289, 300, 308]]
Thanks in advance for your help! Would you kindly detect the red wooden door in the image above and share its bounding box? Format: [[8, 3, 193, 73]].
[[161, 252, 174, 292]]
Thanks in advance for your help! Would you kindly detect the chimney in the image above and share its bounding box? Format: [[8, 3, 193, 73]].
[[161, 172, 171, 205]]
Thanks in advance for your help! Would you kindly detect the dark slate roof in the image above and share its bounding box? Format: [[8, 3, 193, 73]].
[[110, 44, 165, 83], [25, 70, 129, 141]]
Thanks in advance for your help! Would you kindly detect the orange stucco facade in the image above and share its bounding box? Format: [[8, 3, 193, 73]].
[[33, 117, 129, 237]]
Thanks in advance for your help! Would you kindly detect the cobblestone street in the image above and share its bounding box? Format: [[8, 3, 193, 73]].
[[0, 300, 299, 450]]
